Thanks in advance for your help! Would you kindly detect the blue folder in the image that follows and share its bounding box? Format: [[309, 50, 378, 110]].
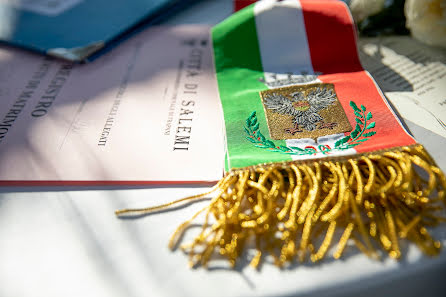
[[0, 0, 199, 62]]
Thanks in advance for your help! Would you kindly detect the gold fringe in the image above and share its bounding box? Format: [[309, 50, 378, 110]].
[[116, 144, 446, 268]]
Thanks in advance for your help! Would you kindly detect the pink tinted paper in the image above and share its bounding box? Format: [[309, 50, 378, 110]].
[[0, 25, 225, 185]]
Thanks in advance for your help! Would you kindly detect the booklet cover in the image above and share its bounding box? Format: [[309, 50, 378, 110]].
[[0, 0, 199, 62], [0, 25, 225, 185]]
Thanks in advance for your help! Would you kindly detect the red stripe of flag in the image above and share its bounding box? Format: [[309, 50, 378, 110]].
[[234, 0, 257, 12], [300, 0, 362, 74], [300, 0, 416, 152]]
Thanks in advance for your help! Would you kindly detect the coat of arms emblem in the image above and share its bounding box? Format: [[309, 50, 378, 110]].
[[260, 83, 352, 140]]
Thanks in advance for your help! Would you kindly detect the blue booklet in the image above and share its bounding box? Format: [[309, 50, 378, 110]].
[[0, 0, 198, 62]]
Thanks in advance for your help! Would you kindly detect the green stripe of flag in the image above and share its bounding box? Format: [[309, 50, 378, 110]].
[[212, 4, 291, 170]]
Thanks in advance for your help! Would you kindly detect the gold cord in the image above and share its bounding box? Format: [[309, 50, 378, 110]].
[[115, 144, 446, 268], [115, 177, 229, 217]]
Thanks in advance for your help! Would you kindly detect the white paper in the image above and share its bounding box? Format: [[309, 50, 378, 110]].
[[0, 25, 225, 183], [358, 36, 446, 139]]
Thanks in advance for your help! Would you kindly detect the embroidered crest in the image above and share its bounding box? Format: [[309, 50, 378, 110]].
[[259, 83, 352, 140], [244, 100, 377, 156]]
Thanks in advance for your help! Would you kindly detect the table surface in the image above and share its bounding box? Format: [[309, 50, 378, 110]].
[[1, 1, 446, 297]]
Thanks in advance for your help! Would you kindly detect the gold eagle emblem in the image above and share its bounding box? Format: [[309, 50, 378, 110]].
[[260, 83, 352, 140]]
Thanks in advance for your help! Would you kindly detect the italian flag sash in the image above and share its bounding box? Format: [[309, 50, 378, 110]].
[[118, 0, 446, 268]]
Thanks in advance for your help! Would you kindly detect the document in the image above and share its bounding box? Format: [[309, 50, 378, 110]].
[[358, 36, 446, 139], [0, 25, 225, 185]]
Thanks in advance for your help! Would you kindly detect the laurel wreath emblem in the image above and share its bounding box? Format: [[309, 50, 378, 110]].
[[244, 101, 376, 156]]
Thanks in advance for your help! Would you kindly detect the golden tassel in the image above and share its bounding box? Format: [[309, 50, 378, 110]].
[[116, 144, 446, 268]]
